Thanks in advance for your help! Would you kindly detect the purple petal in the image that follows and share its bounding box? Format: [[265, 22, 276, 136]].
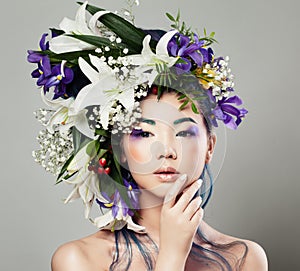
[[39, 33, 49, 51], [239, 108, 248, 117], [221, 104, 241, 117], [45, 76, 59, 88], [41, 57, 52, 77], [27, 51, 42, 63], [37, 75, 48, 86], [175, 57, 191, 74], [112, 205, 119, 218], [184, 43, 201, 55], [213, 107, 226, 120], [179, 35, 190, 47], [61, 67, 74, 84], [224, 95, 243, 106], [188, 51, 203, 67], [223, 114, 237, 130], [31, 68, 40, 78], [51, 64, 61, 76]]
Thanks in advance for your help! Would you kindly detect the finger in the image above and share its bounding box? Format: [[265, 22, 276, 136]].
[[174, 179, 203, 212], [183, 196, 202, 220], [191, 207, 204, 227], [163, 174, 188, 206]]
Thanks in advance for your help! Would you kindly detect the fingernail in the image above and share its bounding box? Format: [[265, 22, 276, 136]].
[[197, 179, 203, 187]]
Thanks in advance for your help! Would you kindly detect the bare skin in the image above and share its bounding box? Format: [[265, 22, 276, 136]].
[[51, 92, 268, 270], [51, 220, 268, 271]]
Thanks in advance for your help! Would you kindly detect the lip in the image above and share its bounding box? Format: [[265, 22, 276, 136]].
[[154, 173, 180, 182], [154, 167, 180, 182], [154, 166, 178, 174]]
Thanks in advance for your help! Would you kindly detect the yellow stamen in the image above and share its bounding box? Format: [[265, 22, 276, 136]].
[[57, 75, 63, 81], [104, 202, 114, 208]]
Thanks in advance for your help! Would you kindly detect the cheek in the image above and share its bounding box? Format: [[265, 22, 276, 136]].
[[123, 138, 160, 174], [179, 138, 207, 179]]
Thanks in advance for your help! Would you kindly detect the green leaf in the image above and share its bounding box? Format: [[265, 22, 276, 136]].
[[191, 102, 200, 114], [69, 34, 128, 51], [179, 99, 189, 111], [79, 2, 153, 53], [49, 28, 65, 36], [55, 153, 75, 184], [95, 129, 110, 137], [176, 10, 181, 21], [72, 127, 91, 153], [166, 12, 175, 22], [177, 94, 186, 100], [86, 140, 101, 157]]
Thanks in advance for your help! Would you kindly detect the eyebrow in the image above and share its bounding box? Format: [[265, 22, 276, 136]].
[[140, 117, 197, 126]]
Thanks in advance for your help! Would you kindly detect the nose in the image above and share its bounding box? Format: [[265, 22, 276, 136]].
[[157, 145, 177, 160]]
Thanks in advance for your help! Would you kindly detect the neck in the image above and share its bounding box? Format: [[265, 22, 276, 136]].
[[135, 190, 213, 246], [135, 190, 164, 241]]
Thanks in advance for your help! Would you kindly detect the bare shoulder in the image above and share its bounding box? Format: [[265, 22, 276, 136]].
[[200, 222, 268, 271], [238, 239, 268, 271], [215, 232, 268, 271], [51, 240, 90, 271], [51, 231, 115, 271]]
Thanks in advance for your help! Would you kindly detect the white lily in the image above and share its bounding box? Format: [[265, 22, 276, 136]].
[[49, 1, 110, 53], [73, 55, 147, 130], [127, 30, 179, 86], [93, 206, 146, 233], [64, 141, 102, 218], [41, 92, 96, 139]]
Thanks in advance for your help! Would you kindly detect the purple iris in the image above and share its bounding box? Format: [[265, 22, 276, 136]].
[[123, 178, 140, 210], [30, 56, 52, 87], [213, 95, 248, 130], [168, 33, 214, 73], [96, 189, 134, 218], [44, 63, 74, 99], [27, 33, 49, 63]]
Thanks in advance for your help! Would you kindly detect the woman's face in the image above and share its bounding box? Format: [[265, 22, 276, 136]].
[[121, 91, 216, 198]]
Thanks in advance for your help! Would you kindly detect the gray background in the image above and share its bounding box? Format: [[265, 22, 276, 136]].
[[0, 0, 299, 270]]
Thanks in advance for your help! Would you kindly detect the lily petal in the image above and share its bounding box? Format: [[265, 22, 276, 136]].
[[89, 10, 111, 35], [49, 36, 95, 54], [156, 29, 178, 56], [78, 57, 99, 84]]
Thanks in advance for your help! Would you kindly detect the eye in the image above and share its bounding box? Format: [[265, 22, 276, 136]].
[[176, 130, 196, 137], [130, 129, 153, 138]]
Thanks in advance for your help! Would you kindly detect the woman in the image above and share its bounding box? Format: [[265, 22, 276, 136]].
[[28, 2, 268, 270]]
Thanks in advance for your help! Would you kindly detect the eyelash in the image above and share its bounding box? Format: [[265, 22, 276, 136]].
[[130, 130, 196, 138]]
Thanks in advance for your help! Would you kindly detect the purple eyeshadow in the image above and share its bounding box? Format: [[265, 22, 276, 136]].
[[187, 126, 199, 136], [130, 128, 143, 138]]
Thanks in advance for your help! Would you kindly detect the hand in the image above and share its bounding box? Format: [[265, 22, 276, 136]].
[[157, 174, 204, 268]]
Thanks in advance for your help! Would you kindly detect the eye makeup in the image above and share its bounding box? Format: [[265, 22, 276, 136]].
[[177, 125, 200, 137], [129, 128, 151, 139]]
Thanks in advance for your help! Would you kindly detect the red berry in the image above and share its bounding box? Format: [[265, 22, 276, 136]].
[[99, 158, 107, 167], [104, 167, 111, 175], [88, 165, 93, 171], [98, 167, 104, 174], [151, 86, 158, 95]]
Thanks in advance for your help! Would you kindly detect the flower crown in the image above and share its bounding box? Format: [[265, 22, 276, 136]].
[[28, 1, 247, 232]]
